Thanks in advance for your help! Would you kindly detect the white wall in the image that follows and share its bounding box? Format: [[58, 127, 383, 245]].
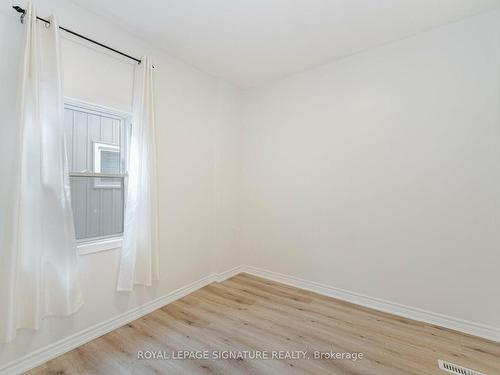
[[0, 0, 241, 367], [239, 10, 500, 329]]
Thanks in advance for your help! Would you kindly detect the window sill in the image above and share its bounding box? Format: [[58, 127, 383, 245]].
[[77, 237, 123, 255]]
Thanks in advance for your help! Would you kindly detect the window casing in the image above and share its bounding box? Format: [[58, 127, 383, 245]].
[[64, 98, 130, 253]]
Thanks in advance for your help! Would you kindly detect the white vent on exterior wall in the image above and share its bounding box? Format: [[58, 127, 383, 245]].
[[438, 360, 486, 375]]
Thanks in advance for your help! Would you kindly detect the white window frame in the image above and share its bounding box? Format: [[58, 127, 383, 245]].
[[64, 97, 131, 255], [77, 237, 123, 256]]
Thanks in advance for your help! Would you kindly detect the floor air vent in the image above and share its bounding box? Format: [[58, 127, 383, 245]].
[[438, 360, 486, 375]]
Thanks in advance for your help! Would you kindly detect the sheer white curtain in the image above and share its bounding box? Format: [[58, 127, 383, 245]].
[[117, 56, 159, 291], [0, 3, 82, 343]]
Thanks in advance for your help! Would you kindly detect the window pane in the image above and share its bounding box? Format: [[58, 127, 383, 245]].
[[70, 176, 124, 240], [100, 150, 120, 173], [64, 108, 124, 174]]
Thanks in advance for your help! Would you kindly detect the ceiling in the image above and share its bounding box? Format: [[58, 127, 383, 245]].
[[71, 0, 500, 88]]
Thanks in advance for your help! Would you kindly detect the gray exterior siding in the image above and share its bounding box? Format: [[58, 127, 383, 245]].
[[64, 107, 125, 240]]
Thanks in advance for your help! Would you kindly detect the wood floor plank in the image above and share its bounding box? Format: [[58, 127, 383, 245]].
[[25, 274, 500, 375]]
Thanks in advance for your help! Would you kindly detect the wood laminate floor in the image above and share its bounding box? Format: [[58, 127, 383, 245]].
[[27, 273, 500, 374]]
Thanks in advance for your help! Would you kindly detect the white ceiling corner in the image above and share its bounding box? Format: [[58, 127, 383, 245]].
[[69, 0, 500, 88]]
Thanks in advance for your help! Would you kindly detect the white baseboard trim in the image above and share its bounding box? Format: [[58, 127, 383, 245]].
[[3, 264, 499, 374], [215, 265, 247, 283], [241, 265, 500, 343], [0, 269, 239, 375]]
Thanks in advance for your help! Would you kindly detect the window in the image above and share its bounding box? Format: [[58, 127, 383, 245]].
[[94, 142, 120, 174], [93, 142, 121, 188], [64, 99, 130, 249]]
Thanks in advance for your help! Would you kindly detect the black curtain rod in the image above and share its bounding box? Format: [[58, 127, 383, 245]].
[[12, 5, 142, 65]]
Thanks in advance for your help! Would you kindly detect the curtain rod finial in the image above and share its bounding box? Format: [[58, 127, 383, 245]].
[[13, 5, 26, 23], [13, 5, 25, 13]]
